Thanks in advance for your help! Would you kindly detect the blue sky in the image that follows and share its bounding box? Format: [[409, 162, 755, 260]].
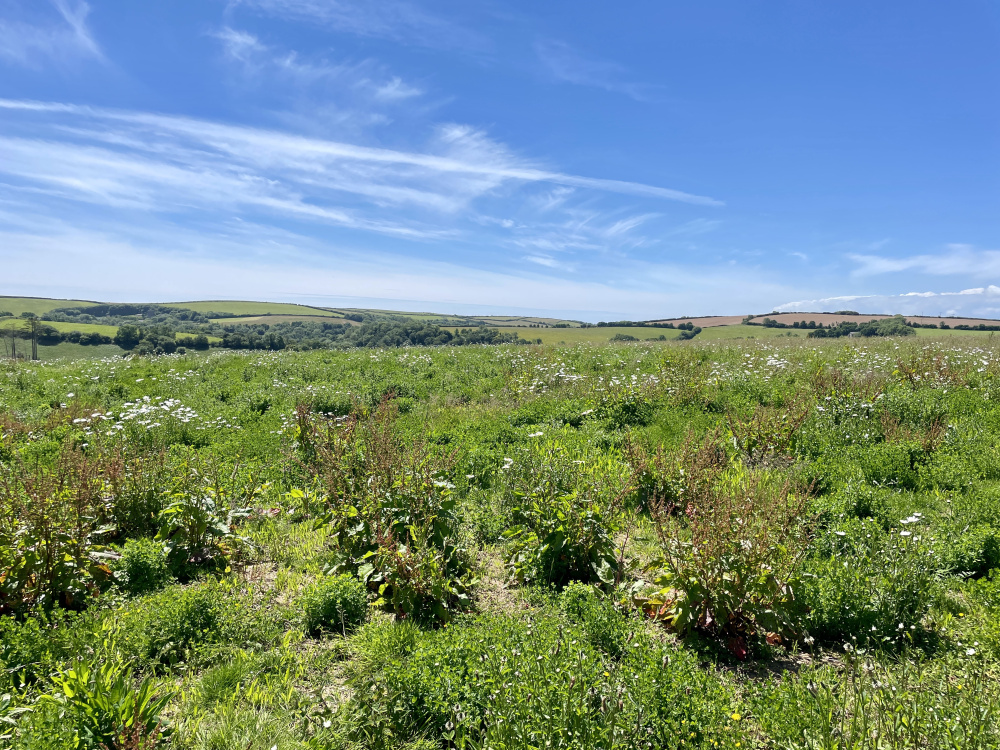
[[0, 0, 998, 319]]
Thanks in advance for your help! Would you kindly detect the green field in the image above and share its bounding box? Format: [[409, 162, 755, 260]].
[[33, 319, 119, 337], [34, 342, 126, 361], [496, 323, 810, 344], [0, 296, 99, 317], [165, 300, 342, 317], [2, 337, 1000, 747], [210, 314, 357, 325]]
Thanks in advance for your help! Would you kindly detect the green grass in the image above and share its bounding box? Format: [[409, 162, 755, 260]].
[[36, 320, 119, 337], [163, 301, 340, 317], [34, 342, 125, 360], [493, 323, 798, 344], [3, 337, 1000, 747], [0, 296, 99, 317], [209, 314, 353, 325], [328, 308, 579, 327]]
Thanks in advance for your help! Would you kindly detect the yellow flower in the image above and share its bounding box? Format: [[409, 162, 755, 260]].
[[731, 713, 742, 722], [603, 671, 610, 677]]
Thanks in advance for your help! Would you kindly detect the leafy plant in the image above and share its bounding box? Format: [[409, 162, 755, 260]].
[[0, 443, 114, 613], [726, 399, 810, 466], [639, 434, 811, 653], [298, 400, 473, 624], [43, 659, 173, 749], [112, 538, 172, 596], [502, 438, 634, 588], [155, 493, 247, 578], [1, 691, 31, 742], [300, 573, 368, 636]]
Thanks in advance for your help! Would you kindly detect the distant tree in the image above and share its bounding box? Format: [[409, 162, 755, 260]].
[[114, 324, 143, 350]]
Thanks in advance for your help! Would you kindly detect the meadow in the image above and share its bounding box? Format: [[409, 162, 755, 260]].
[[2, 336, 1000, 749]]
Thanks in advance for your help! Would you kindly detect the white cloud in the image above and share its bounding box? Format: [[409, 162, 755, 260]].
[[212, 27, 424, 110], [230, 0, 484, 52], [0, 100, 722, 230], [0, 0, 102, 68], [0, 220, 783, 319], [776, 286, 1000, 318], [535, 39, 657, 101], [523, 254, 564, 269], [850, 244, 1000, 278], [373, 77, 423, 101]]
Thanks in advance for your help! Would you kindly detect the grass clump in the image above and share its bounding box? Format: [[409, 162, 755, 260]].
[[112, 538, 173, 596], [300, 573, 368, 636]]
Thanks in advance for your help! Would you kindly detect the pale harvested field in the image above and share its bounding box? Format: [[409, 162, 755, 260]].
[[751, 312, 1000, 327], [647, 315, 747, 328]]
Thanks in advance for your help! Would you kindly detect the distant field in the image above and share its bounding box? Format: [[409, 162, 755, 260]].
[[648, 315, 747, 328], [35, 320, 119, 337], [331, 308, 577, 327], [212, 314, 358, 326], [35, 342, 125, 361], [749, 312, 1000, 328], [0, 296, 99, 317], [496, 324, 804, 345], [165, 301, 341, 317]]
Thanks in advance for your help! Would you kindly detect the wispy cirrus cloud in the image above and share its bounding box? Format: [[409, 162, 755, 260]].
[[850, 244, 1000, 278], [0, 0, 102, 68], [535, 39, 658, 101], [211, 27, 426, 133], [0, 99, 720, 213], [0, 99, 733, 317], [228, 0, 486, 52], [214, 26, 423, 100]]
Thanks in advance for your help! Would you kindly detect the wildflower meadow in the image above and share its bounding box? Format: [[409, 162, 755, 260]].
[[2, 336, 1000, 749]]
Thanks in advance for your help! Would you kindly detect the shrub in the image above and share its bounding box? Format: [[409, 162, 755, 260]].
[[113, 538, 172, 596], [640, 434, 811, 652], [801, 519, 939, 648], [502, 439, 633, 588], [299, 401, 473, 624], [300, 574, 368, 636]]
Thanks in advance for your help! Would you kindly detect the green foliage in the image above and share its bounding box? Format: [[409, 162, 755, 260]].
[[108, 580, 283, 671], [6, 328, 1000, 746], [347, 613, 740, 750], [0, 444, 114, 613], [502, 438, 632, 588], [640, 440, 811, 651], [299, 573, 368, 636], [0, 691, 30, 742], [301, 401, 473, 624], [757, 652, 1000, 748], [801, 519, 939, 647], [155, 485, 248, 579], [43, 659, 173, 749], [112, 538, 173, 596], [560, 581, 632, 658]]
